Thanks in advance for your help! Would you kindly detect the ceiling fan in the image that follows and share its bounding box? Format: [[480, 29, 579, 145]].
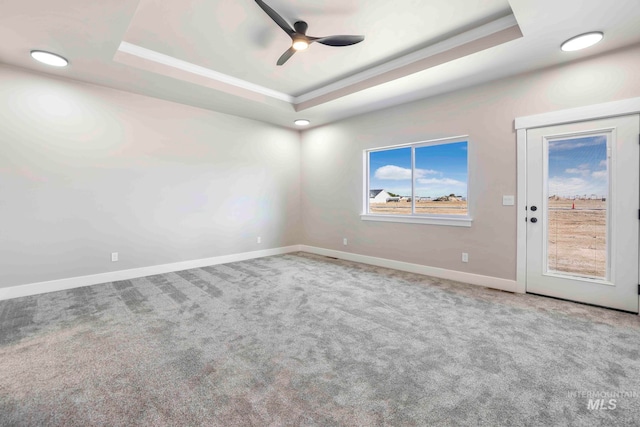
[[254, 0, 365, 66]]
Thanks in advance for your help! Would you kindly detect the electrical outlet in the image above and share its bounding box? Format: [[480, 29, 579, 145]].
[[502, 195, 515, 206], [343, 238, 348, 246], [111, 252, 119, 262], [257, 236, 262, 244], [462, 252, 469, 263]]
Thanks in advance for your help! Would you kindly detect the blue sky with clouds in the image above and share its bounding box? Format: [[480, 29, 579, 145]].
[[369, 142, 468, 197], [548, 135, 608, 198]]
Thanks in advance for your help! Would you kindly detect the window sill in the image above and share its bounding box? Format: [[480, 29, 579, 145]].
[[360, 214, 473, 227]]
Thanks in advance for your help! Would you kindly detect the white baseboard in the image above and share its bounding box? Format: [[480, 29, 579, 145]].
[[299, 245, 519, 293], [0, 244, 518, 301], [0, 245, 302, 301]]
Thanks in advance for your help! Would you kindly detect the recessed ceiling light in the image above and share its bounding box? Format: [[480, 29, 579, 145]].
[[561, 32, 603, 52], [294, 119, 310, 126], [30, 50, 69, 67]]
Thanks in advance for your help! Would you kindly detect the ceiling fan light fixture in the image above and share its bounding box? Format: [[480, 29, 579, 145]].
[[255, 0, 365, 65], [30, 50, 69, 67], [561, 32, 603, 52], [294, 119, 310, 126], [292, 39, 309, 51]]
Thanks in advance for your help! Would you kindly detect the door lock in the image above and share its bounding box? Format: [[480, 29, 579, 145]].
[[530, 206, 537, 211], [530, 217, 538, 223]]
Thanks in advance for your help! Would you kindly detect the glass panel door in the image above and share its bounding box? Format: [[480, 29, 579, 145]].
[[525, 114, 639, 312], [546, 135, 609, 280]]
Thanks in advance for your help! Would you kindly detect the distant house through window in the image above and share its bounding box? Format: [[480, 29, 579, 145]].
[[369, 189, 401, 203], [364, 137, 470, 225]]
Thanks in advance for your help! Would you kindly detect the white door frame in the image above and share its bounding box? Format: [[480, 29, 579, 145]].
[[515, 97, 640, 313]]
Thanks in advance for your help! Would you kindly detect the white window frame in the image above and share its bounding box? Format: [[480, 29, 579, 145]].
[[361, 135, 472, 227]]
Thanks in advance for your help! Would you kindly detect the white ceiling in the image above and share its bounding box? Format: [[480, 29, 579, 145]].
[[1, 0, 639, 129]]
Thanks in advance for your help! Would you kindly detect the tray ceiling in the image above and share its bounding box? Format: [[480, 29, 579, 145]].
[[1, 0, 639, 129]]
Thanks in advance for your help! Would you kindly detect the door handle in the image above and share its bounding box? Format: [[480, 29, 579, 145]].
[[530, 217, 538, 223]]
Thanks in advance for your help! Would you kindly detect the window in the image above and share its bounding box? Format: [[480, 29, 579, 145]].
[[363, 137, 471, 227]]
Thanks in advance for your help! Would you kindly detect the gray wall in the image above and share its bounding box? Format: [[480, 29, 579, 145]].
[[0, 66, 301, 288], [300, 44, 640, 280], [3, 44, 640, 289]]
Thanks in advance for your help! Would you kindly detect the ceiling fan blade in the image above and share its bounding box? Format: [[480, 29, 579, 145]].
[[313, 35, 365, 47], [254, 0, 295, 36], [277, 47, 296, 66]]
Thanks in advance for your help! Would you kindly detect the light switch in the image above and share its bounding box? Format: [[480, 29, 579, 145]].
[[503, 195, 515, 206]]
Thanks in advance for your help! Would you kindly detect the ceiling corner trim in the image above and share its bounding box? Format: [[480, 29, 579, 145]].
[[116, 41, 295, 104], [292, 14, 521, 106]]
